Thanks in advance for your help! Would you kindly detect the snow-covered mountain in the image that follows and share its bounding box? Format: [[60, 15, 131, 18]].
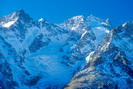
[[0, 10, 111, 89], [0, 9, 132, 89], [65, 21, 133, 89]]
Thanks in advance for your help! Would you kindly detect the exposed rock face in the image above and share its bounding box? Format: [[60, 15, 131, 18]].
[[65, 21, 133, 89]]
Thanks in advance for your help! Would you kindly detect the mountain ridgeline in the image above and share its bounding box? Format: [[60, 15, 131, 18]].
[[0, 10, 132, 89]]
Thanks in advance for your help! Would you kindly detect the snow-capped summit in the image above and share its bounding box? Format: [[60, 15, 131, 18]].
[[38, 18, 44, 22], [59, 15, 85, 31], [67, 15, 85, 24], [0, 9, 33, 28], [59, 15, 111, 34], [37, 18, 50, 27]]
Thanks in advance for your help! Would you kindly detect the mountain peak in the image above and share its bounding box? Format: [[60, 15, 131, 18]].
[[0, 9, 33, 28], [38, 18, 45, 22], [71, 15, 84, 19], [11, 9, 33, 24], [68, 15, 84, 22], [17, 9, 25, 13], [15, 9, 25, 15], [14, 9, 32, 20], [87, 15, 102, 22]]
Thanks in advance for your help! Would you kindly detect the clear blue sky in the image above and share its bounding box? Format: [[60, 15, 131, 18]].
[[0, 0, 133, 26]]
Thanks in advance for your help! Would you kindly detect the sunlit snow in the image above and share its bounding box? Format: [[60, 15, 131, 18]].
[[38, 18, 44, 22], [2, 18, 18, 28]]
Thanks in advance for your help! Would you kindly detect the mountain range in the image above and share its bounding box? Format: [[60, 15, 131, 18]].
[[0, 10, 132, 89]]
